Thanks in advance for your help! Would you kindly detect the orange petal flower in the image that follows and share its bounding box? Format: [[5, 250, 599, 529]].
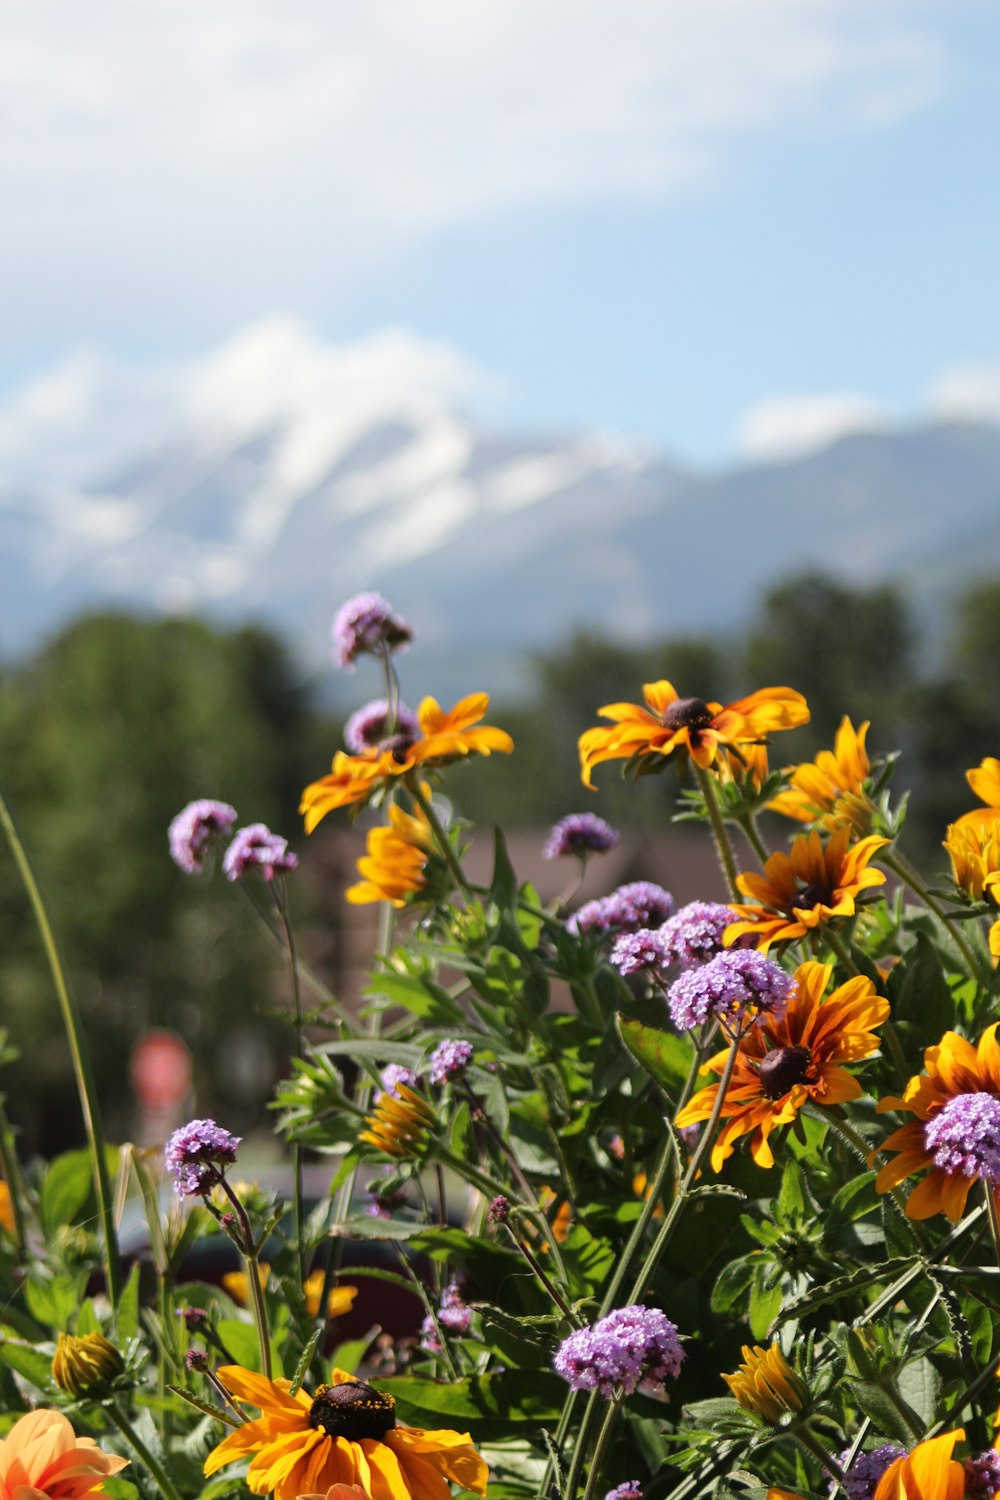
[[725, 825, 888, 953], [944, 818, 1000, 906], [875, 1024, 1000, 1222], [360, 1085, 436, 1159], [204, 1364, 487, 1500], [346, 801, 433, 906], [768, 716, 874, 833], [953, 757, 1000, 834], [578, 681, 809, 787], [676, 961, 888, 1171], [0, 1408, 128, 1500], [872, 1429, 966, 1500]]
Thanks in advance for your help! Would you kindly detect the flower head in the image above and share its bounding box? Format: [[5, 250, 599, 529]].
[[872, 1429, 966, 1500], [360, 1085, 436, 1159], [769, 716, 874, 833], [303, 1272, 358, 1322], [169, 799, 238, 873], [667, 950, 793, 1035], [553, 1304, 684, 1397], [204, 1364, 487, 1500], [223, 824, 298, 882], [725, 826, 888, 952], [945, 818, 1000, 906], [953, 757, 1000, 835], [875, 1024, 1000, 1221], [543, 813, 620, 860], [428, 1039, 473, 1084], [568, 881, 674, 937], [676, 961, 888, 1171], [964, 1451, 1000, 1496], [659, 901, 746, 969], [332, 593, 413, 670], [610, 928, 672, 979], [166, 1118, 241, 1196], [52, 1332, 124, 1399], [344, 699, 420, 755], [579, 680, 809, 787], [722, 1343, 808, 1423], [837, 1444, 906, 1500], [0, 1409, 127, 1499], [378, 1063, 417, 1099], [345, 802, 433, 906], [605, 1485, 643, 1500]]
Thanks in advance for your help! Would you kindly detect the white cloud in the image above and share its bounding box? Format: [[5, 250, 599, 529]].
[[929, 360, 1000, 424], [735, 393, 894, 461]]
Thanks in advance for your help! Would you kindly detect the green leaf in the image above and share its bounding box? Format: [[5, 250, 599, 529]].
[[330, 1217, 428, 1241], [774, 1258, 919, 1324], [748, 1262, 782, 1340], [892, 933, 955, 1036], [848, 1379, 924, 1446], [116, 1261, 142, 1344], [289, 1326, 324, 1395], [24, 1273, 83, 1330], [329, 1328, 378, 1375], [711, 1256, 758, 1315], [216, 1318, 263, 1369], [896, 1356, 941, 1428], [616, 1015, 693, 1100], [372, 1372, 566, 1438], [778, 1161, 807, 1219], [489, 827, 519, 912], [40, 1147, 111, 1236], [364, 971, 464, 1025], [0, 1336, 55, 1391]]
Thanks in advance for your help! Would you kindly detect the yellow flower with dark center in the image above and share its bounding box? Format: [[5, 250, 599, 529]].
[[203, 1364, 487, 1500], [578, 680, 808, 788], [875, 1024, 1000, 1222], [722, 1343, 808, 1424], [676, 961, 888, 1171], [872, 1429, 966, 1500], [346, 803, 433, 907], [724, 825, 888, 953], [52, 1331, 124, 1399], [768, 716, 874, 833], [0, 1409, 128, 1499], [223, 1265, 357, 1321], [301, 694, 513, 831], [360, 1085, 436, 1159]]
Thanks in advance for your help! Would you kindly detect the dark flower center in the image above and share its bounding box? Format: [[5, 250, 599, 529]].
[[792, 882, 831, 910], [758, 1045, 813, 1099], [309, 1381, 397, 1440], [663, 697, 715, 732], [383, 732, 417, 761]]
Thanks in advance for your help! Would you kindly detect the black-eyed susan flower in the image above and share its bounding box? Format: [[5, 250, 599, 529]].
[[204, 1363, 487, 1500], [52, 1332, 124, 1399], [768, 716, 874, 833], [0, 1409, 128, 1499], [578, 680, 808, 788], [345, 802, 433, 906], [875, 1024, 1000, 1221], [676, 961, 888, 1171], [360, 1085, 436, 1159], [871, 1429, 967, 1500], [724, 825, 888, 953], [944, 819, 1000, 960], [722, 1343, 808, 1423]]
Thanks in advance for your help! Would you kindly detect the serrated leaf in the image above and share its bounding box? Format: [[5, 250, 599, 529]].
[[848, 1379, 923, 1445], [748, 1263, 783, 1339], [289, 1325, 323, 1395], [330, 1216, 428, 1241], [774, 1257, 920, 1323], [616, 1015, 693, 1100]]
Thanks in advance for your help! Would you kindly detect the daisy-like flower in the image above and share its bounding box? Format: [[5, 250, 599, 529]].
[[169, 798, 238, 873], [768, 716, 874, 833], [871, 1429, 967, 1500], [332, 593, 413, 671], [345, 802, 434, 906], [676, 961, 888, 1171], [222, 1266, 358, 1321], [360, 1085, 436, 1159], [945, 817, 1000, 904], [578, 679, 808, 787], [874, 1024, 1000, 1221], [724, 825, 889, 953], [0, 1408, 128, 1499], [543, 812, 620, 860], [203, 1364, 487, 1500], [553, 1305, 685, 1397], [301, 693, 513, 831], [953, 757, 1000, 834], [722, 1343, 808, 1423], [0, 1179, 13, 1234]]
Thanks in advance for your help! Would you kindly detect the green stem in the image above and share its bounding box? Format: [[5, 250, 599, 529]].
[[577, 1393, 624, 1500], [106, 1400, 183, 1500], [695, 765, 741, 900], [406, 776, 471, 894], [737, 811, 770, 865], [503, 1223, 579, 1324], [0, 787, 121, 1308], [883, 848, 991, 988], [986, 1183, 1000, 1271], [217, 1177, 271, 1378], [824, 928, 911, 1084], [792, 1422, 846, 1485], [275, 884, 306, 1291]]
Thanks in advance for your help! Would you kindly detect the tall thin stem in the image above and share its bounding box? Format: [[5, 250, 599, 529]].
[[106, 1401, 183, 1500], [406, 776, 471, 894], [694, 765, 741, 900], [216, 1177, 271, 1378], [274, 881, 306, 1290], [578, 1393, 625, 1500], [883, 847, 990, 988]]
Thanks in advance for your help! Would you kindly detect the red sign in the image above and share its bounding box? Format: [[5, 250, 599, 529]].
[[130, 1030, 192, 1110]]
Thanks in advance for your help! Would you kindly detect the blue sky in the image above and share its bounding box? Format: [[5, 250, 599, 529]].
[[2, 0, 999, 470]]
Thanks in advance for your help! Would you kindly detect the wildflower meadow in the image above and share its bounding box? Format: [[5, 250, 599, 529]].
[[5, 590, 1000, 1500]]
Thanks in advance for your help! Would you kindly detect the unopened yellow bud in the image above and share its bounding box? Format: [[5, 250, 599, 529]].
[[722, 1342, 808, 1424], [52, 1331, 124, 1399]]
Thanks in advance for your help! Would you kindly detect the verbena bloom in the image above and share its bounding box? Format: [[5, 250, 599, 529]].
[[428, 1039, 473, 1084], [204, 1364, 487, 1500], [660, 901, 747, 968], [725, 826, 888, 952], [332, 592, 413, 670], [611, 928, 671, 978], [165, 1118, 241, 1195], [553, 1304, 684, 1397], [605, 1484, 643, 1500], [667, 950, 793, 1034], [346, 802, 433, 906], [722, 1343, 808, 1423], [360, 1086, 435, 1159], [378, 1063, 417, 1099], [769, 716, 874, 833], [964, 1451, 1000, 1495], [169, 798, 238, 873], [676, 961, 888, 1171], [52, 1331, 124, 1398], [871, 1429, 967, 1500], [0, 1410, 128, 1498], [344, 699, 420, 755], [579, 679, 809, 786], [876, 1024, 1000, 1221], [223, 823, 298, 882], [543, 812, 620, 860], [421, 1281, 471, 1350], [568, 882, 674, 937], [833, 1445, 906, 1500]]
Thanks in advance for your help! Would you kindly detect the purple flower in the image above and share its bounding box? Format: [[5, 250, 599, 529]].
[[165, 1119, 241, 1196], [553, 1304, 684, 1397], [428, 1039, 473, 1084], [419, 1314, 443, 1353], [223, 824, 298, 882], [176, 1306, 209, 1331], [543, 813, 620, 860], [965, 1451, 1000, 1496], [344, 699, 420, 755], [604, 1485, 643, 1500], [659, 901, 746, 969], [168, 799, 238, 874], [610, 928, 672, 979], [667, 949, 793, 1034], [488, 1195, 510, 1223], [332, 592, 413, 671], [378, 1063, 417, 1099], [923, 1092, 1000, 1185], [834, 1444, 904, 1500], [438, 1279, 472, 1334], [568, 882, 674, 938]]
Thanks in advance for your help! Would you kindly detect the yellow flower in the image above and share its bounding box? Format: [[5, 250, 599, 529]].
[[223, 1266, 357, 1321], [301, 694, 513, 831], [360, 1085, 436, 1159], [0, 1180, 13, 1235], [953, 757, 1000, 834], [724, 825, 888, 953], [204, 1364, 487, 1500], [346, 802, 433, 906], [944, 817, 1000, 905], [872, 1429, 966, 1500], [0, 1408, 127, 1499], [578, 680, 808, 787], [223, 1262, 270, 1305], [52, 1331, 124, 1399], [768, 716, 874, 833], [722, 1343, 808, 1424]]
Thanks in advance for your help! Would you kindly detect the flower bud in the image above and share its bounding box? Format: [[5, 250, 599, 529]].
[[52, 1331, 124, 1399], [722, 1343, 809, 1424]]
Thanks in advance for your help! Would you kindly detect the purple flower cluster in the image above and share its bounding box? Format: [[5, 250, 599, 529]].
[[604, 1485, 642, 1500], [543, 813, 620, 861], [165, 1119, 241, 1196], [421, 1280, 472, 1351], [379, 1063, 417, 1099], [553, 1304, 685, 1397], [332, 592, 413, 671], [168, 799, 238, 874], [923, 1092, 1000, 1184], [659, 901, 742, 969], [428, 1039, 473, 1084], [568, 882, 674, 938], [835, 1444, 904, 1500], [222, 824, 298, 882], [667, 949, 793, 1034], [344, 698, 420, 754], [964, 1450, 1000, 1496], [610, 929, 671, 979]]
